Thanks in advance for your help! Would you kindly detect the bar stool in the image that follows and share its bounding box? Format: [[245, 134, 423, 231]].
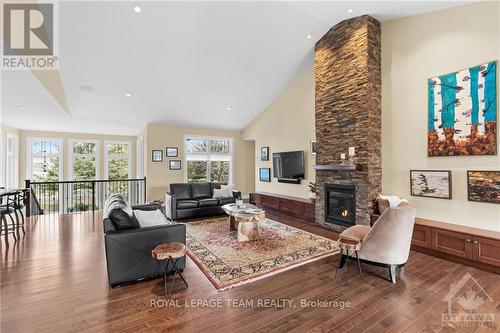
[[1, 192, 18, 246]]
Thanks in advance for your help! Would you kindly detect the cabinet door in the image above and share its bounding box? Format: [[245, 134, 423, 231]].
[[412, 224, 433, 249], [472, 236, 500, 268], [433, 229, 474, 260], [262, 196, 279, 210], [304, 204, 315, 222], [253, 194, 262, 207]]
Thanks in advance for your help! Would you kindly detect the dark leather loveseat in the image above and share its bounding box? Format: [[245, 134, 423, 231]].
[[165, 182, 239, 221], [103, 203, 186, 287]]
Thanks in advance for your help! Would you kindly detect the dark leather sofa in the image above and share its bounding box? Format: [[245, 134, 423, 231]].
[[165, 182, 239, 221], [103, 203, 186, 287]]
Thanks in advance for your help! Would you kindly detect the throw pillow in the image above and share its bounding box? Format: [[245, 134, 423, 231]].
[[213, 188, 229, 198], [133, 209, 170, 228], [108, 208, 140, 230], [220, 184, 234, 195]]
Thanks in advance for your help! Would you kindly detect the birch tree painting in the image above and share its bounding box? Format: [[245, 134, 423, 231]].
[[428, 61, 497, 156]]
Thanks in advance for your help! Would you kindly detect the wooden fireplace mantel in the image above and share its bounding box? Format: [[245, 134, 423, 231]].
[[314, 164, 363, 171]]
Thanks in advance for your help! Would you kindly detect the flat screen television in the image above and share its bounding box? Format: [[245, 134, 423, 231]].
[[272, 151, 305, 183]]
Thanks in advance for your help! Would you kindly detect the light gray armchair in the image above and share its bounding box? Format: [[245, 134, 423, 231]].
[[338, 201, 416, 283]]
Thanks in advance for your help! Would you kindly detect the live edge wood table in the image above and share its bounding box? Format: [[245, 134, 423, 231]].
[[222, 203, 266, 242], [151, 243, 188, 298]]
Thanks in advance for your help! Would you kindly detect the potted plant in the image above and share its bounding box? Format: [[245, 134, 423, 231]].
[[308, 182, 317, 202], [235, 193, 244, 207]]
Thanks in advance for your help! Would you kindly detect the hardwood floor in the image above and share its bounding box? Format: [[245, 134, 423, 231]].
[[2, 211, 500, 332]]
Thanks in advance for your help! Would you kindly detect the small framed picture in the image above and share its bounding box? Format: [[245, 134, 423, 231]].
[[259, 168, 271, 182], [261, 147, 269, 161], [410, 170, 452, 199], [152, 150, 163, 162], [467, 171, 500, 204], [169, 160, 181, 170], [166, 147, 178, 157], [311, 140, 317, 155]]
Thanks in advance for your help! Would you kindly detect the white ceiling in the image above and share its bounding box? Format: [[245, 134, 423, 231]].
[[1, 1, 470, 135]]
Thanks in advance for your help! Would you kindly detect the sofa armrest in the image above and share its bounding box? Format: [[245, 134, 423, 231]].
[[165, 193, 177, 221], [131, 203, 161, 211]]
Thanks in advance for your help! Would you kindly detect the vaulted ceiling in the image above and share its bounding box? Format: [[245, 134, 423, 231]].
[[1, 1, 469, 135]]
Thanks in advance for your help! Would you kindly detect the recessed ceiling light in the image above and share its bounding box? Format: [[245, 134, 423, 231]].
[[80, 85, 93, 92], [306, 34, 312, 39], [17, 105, 25, 110], [347, 8, 354, 13], [227, 107, 232, 111], [125, 92, 132, 97], [134, 6, 141, 13]]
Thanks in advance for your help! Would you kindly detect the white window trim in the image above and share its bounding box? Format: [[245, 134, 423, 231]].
[[104, 140, 132, 179], [68, 139, 100, 181], [26, 137, 63, 181], [6, 133, 19, 188], [184, 135, 234, 184]]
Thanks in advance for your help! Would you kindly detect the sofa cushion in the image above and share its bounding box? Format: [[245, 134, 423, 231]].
[[339, 225, 372, 243], [198, 198, 219, 207], [177, 200, 199, 209], [218, 197, 236, 205], [191, 183, 211, 199], [170, 183, 192, 200], [108, 208, 140, 230]]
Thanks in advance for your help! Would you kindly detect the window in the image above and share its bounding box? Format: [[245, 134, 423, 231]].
[[27, 137, 63, 181], [185, 136, 233, 184], [104, 141, 131, 180], [5, 133, 19, 188], [68, 140, 99, 180]]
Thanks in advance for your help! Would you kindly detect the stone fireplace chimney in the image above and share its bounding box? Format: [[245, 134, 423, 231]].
[[314, 15, 381, 231]]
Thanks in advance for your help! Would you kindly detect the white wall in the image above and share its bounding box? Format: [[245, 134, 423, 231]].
[[381, 1, 500, 231]]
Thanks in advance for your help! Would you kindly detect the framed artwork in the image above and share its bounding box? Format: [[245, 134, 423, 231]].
[[410, 170, 452, 199], [428, 61, 497, 156], [311, 140, 317, 155], [467, 171, 500, 204], [261, 147, 269, 161], [169, 160, 181, 170], [259, 168, 271, 182], [152, 150, 163, 162], [166, 147, 178, 157]]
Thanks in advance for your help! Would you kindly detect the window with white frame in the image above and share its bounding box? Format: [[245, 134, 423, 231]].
[[104, 141, 131, 180], [68, 139, 99, 180], [185, 136, 233, 184], [27, 137, 63, 181]]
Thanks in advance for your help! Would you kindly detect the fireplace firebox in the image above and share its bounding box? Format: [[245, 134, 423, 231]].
[[325, 184, 356, 227]]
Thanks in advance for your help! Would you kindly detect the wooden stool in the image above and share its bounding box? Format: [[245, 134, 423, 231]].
[[335, 238, 363, 279], [152, 243, 188, 298]]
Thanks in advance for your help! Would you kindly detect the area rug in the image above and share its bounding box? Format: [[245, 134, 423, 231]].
[[185, 216, 339, 291]]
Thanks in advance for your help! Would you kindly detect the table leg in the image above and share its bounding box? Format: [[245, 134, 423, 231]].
[[237, 221, 261, 242], [229, 215, 238, 231]]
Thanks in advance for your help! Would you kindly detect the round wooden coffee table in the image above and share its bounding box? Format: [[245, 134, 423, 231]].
[[222, 204, 266, 242]]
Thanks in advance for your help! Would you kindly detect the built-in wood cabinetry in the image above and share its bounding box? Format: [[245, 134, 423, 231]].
[[411, 218, 500, 271], [252, 192, 315, 223]]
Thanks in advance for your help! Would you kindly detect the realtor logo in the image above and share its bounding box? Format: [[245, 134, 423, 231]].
[[2, 2, 58, 70], [442, 272, 495, 328]]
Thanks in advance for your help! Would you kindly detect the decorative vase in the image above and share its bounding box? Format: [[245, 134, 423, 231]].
[[308, 192, 316, 203], [236, 199, 244, 207]]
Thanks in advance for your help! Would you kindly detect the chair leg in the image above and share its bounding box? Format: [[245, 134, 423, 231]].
[[19, 209, 26, 234], [388, 265, 397, 283], [13, 209, 21, 238], [335, 249, 343, 278], [346, 250, 350, 274], [2, 216, 9, 246], [7, 214, 17, 241], [355, 250, 363, 279]]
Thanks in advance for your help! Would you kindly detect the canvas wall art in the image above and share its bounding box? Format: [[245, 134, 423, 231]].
[[259, 168, 271, 182], [410, 170, 452, 199], [467, 171, 500, 204], [428, 61, 497, 156]]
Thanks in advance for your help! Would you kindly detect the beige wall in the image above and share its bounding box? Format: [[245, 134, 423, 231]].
[[243, 65, 316, 198], [18, 130, 137, 185], [144, 123, 254, 201], [381, 1, 500, 231]]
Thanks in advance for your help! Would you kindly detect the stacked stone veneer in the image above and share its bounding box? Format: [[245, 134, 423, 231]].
[[314, 15, 382, 230]]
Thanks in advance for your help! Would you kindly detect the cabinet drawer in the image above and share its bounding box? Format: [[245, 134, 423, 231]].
[[304, 204, 315, 221], [433, 229, 473, 260], [280, 200, 303, 216], [412, 224, 433, 249], [262, 196, 279, 210]]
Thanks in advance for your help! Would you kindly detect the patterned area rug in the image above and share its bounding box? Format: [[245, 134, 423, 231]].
[[185, 216, 339, 291]]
